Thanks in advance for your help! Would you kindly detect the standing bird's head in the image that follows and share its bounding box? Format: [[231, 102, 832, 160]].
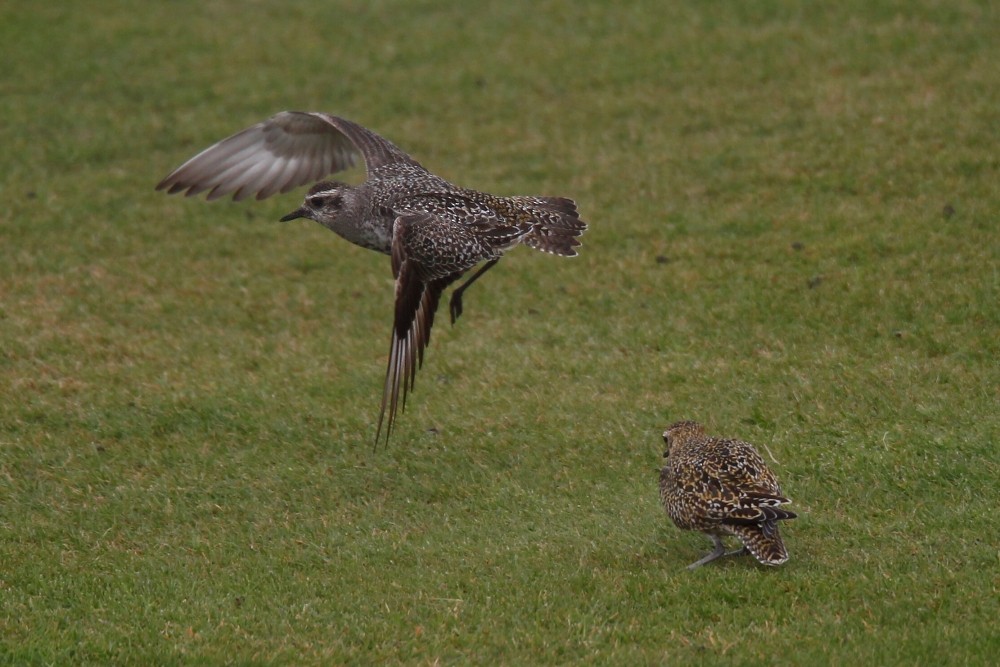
[[662, 420, 706, 458]]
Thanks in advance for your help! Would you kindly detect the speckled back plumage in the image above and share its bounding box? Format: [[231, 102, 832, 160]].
[[660, 420, 797, 568], [363, 168, 586, 259]]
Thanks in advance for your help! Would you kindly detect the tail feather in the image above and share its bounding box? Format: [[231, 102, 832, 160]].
[[723, 505, 797, 525], [731, 523, 789, 566], [510, 196, 587, 257], [522, 231, 582, 257], [511, 195, 580, 219], [723, 493, 795, 566]]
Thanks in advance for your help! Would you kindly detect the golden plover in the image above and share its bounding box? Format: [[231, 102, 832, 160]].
[[157, 112, 587, 442], [659, 420, 797, 569]]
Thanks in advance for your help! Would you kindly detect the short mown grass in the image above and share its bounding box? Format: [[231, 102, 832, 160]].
[[2, 0, 997, 664]]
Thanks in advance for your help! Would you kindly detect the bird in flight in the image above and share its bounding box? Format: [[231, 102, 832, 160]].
[[157, 111, 587, 443], [659, 420, 797, 569]]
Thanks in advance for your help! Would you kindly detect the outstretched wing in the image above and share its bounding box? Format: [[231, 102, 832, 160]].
[[156, 111, 419, 201]]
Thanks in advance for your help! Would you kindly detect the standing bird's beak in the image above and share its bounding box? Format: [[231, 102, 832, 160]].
[[280, 208, 306, 222]]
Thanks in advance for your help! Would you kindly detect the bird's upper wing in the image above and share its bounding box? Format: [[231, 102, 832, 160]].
[[698, 439, 793, 524], [709, 439, 781, 494], [156, 111, 419, 201]]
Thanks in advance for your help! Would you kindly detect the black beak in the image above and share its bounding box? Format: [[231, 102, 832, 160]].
[[280, 208, 306, 222]]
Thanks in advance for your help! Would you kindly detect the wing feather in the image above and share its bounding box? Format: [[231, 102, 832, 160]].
[[375, 213, 475, 444], [157, 111, 419, 201]]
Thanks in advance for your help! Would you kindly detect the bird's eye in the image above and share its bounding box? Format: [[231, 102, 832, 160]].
[[309, 195, 343, 210]]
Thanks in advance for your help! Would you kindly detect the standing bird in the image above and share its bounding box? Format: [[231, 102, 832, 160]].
[[156, 111, 587, 442], [659, 420, 797, 569]]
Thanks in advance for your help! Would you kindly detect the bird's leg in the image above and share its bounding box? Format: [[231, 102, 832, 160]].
[[725, 546, 750, 558], [687, 535, 727, 570], [448, 259, 499, 325]]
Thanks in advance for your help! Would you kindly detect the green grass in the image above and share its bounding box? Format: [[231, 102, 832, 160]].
[[2, 0, 998, 663]]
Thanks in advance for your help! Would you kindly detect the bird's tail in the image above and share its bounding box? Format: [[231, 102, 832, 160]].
[[730, 523, 790, 566], [510, 196, 588, 257], [723, 493, 796, 566]]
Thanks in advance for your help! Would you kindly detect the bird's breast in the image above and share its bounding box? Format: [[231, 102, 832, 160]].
[[319, 213, 393, 255]]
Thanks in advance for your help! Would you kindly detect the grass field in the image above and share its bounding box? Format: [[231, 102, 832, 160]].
[[2, 0, 998, 663]]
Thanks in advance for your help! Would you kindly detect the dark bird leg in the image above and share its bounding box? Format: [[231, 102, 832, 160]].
[[687, 535, 727, 570], [448, 258, 499, 325]]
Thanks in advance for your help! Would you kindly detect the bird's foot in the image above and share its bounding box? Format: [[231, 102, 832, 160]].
[[686, 537, 727, 570]]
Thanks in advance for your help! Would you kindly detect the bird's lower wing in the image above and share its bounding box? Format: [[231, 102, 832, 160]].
[[376, 213, 466, 444], [375, 262, 455, 444]]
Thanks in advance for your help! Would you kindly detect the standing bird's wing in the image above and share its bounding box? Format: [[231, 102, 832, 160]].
[[711, 439, 784, 499], [156, 111, 419, 201]]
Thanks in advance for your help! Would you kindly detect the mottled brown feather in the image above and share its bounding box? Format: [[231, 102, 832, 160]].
[[660, 420, 797, 568]]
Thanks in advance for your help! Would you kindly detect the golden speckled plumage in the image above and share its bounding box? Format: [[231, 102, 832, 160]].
[[659, 420, 796, 569]]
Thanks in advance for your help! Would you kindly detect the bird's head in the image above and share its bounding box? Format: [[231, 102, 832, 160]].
[[662, 420, 705, 457], [280, 181, 359, 226]]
